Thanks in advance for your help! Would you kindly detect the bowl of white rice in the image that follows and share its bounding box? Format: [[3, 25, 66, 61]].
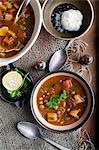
[[42, 0, 94, 40]]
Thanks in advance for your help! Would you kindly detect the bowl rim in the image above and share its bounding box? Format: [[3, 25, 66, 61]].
[[42, 0, 94, 40], [0, 0, 42, 65], [30, 71, 95, 132]]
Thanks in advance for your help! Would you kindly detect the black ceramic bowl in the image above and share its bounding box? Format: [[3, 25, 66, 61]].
[[0, 64, 33, 108], [30, 71, 95, 132]]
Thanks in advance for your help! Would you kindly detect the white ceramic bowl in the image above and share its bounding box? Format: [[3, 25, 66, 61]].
[[30, 71, 95, 132], [0, 0, 42, 66]]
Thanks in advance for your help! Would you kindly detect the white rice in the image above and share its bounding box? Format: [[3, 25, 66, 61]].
[[61, 9, 83, 31]]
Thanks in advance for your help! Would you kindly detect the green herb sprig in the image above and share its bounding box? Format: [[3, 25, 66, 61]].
[[46, 90, 67, 109]]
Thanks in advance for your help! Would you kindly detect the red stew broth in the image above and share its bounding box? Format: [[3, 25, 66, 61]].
[[0, 0, 34, 58], [37, 75, 87, 126]]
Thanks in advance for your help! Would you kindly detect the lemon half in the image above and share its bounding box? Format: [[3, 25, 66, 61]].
[[2, 71, 23, 91]]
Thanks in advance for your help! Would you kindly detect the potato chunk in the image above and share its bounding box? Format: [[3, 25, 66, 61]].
[[5, 13, 13, 21], [0, 26, 9, 36], [7, 30, 16, 37], [0, 46, 5, 51], [69, 109, 81, 119], [4, 2, 12, 9], [47, 113, 58, 122], [0, 2, 7, 11]]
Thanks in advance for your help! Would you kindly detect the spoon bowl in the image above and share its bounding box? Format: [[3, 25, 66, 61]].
[[49, 40, 73, 72], [17, 122, 40, 140], [49, 49, 67, 72]]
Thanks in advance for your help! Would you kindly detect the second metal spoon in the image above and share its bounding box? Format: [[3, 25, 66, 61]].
[[17, 122, 70, 150], [49, 40, 74, 72]]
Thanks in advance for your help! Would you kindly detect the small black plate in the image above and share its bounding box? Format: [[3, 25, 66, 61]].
[[0, 64, 33, 108]]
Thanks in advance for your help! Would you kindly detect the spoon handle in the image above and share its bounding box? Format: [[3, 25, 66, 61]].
[[40, 136, 70, 150], [14, 0, 31, 23], [65, 39, 74, 50]]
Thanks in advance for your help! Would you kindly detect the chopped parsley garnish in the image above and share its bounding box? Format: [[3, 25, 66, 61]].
[[46, 90, 67, 109]]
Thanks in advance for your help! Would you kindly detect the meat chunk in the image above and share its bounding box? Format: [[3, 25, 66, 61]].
[[47, 113, 58, 122], [74, 94, 85, 105]]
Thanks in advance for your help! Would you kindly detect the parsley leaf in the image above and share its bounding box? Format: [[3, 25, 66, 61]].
[[59, 90, 67, 100], [46, 90, 67, 109]]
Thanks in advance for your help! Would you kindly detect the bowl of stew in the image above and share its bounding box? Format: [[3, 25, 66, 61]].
[[30, 71, 94, 132], [0, 0, 42, 65]]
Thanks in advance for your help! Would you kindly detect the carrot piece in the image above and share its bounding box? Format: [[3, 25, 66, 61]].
[[63, 80, 71, 90], [3, 36, 14, 45], [0, 9, 2, 17], [8, 8, 15, 14]]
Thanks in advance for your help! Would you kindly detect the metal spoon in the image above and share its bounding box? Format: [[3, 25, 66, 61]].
[[14, 0, 31, 24], [49, 40, 74, 72], [17, 122, 70, 150], [49, 40, 94, 72]]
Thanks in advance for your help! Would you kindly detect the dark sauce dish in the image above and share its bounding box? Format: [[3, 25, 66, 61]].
[[0, 64, 33, 108], [42, 0, 94, 39]]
